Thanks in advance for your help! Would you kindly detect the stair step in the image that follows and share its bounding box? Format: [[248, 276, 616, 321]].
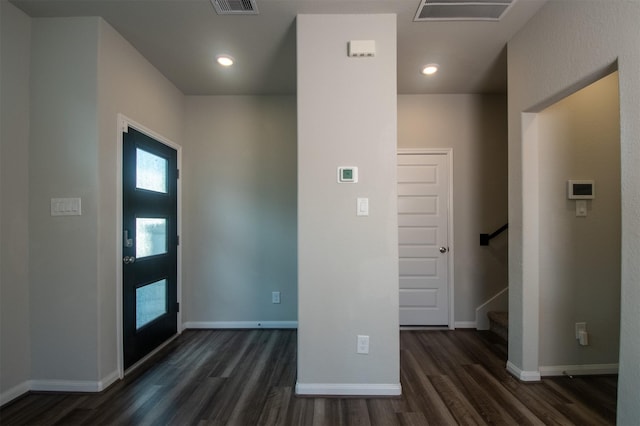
[[487, 311, 508, 341], [488, 311, 508, 327]]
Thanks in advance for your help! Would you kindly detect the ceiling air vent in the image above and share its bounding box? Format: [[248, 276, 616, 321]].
[[211, 0, 259, 15], [414, 0, 515, 22]]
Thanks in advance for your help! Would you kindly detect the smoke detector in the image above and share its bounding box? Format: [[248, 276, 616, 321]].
[[211, 0, 259, 15], [414, 0, 516, 22]]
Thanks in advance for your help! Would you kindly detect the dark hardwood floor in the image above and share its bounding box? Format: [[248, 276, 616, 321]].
[[0, 329, 617, 425]]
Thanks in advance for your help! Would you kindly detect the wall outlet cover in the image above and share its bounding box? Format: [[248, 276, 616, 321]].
[[357, 335, 369, 354]]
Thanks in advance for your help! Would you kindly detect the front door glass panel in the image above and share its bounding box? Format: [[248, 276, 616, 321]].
[[136, 218, 167, 258], [136, 279, 167, 329], [136, 148, 168, 193]]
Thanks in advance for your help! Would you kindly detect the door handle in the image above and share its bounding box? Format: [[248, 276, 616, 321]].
[[123, 256, 136, 264], [124, 230, 133, 248], [439, 247, 449, 253]]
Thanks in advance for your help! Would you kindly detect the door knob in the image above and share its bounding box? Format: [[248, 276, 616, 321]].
[[439, 247, 448, 253], [123, 256, 136, 264]]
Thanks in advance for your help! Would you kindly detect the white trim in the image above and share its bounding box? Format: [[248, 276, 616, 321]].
[[295, 382, 402, 396], [30, 369, 119, 393], [30, 380, 104, 393], [184, 321, 298, 329], [0, 370, 120, 406], [0, 381, 30, 406], [518, 113, 541, 375], [539, 363, 619, 377], [116, 114, 183, 379], [397, 148, 455, 330], [98, 370, 120, 390], [454, 321, 477, 329], [399, 326, 449, 331], [506, 360, 541, 382]]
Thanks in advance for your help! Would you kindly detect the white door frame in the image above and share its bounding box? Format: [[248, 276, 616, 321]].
[[116, 114, 183, 378], [397, 148, 455, 329]]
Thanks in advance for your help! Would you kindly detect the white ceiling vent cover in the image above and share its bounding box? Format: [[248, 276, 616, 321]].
[[414, 0, 516, 22], [211, 0, 258, 15]]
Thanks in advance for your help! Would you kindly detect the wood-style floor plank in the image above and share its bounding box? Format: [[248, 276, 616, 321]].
[[0, 329, 617, 426]]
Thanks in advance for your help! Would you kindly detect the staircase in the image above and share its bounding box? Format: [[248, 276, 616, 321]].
[[487, 311, 508, 342]]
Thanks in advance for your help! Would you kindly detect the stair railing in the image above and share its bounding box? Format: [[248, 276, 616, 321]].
[[480, 223, 508, 246]]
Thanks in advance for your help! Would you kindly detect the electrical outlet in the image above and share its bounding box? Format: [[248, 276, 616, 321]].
[[575, 322, 587, 339], [357, 335, 369, 354], [272, 291, 281, 304]]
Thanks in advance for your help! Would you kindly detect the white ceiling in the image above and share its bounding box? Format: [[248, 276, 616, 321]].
[[10, 0, 547, 95]]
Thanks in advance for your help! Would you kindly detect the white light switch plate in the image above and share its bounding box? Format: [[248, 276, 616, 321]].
[[51, 198, 82, 216], [357, 197, 369, 216], [357, 335, 369, 354], [576, 200, 587, 217]]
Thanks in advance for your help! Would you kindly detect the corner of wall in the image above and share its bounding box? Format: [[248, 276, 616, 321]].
[[0, 0, 32, 401]]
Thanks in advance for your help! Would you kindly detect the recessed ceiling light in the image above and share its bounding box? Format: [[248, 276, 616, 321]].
[[216, 55, 234, 67], [421, 64, 439, 75]]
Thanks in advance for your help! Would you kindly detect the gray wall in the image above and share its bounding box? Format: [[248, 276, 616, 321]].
[[398, 94, 508, 325], [538, 72, 620, 369], [29, 17, 101, 382], [182, 96, 297, 325], [296, 14, 400, 392], [0, 1, 32, 401], [507, 1, 640, 422], [97, 18, 185, 379], [1, 13, 186, 398]]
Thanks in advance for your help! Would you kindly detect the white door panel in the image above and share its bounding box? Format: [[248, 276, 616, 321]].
[[397, 196, 438, 214], [399, 258, 437, 276], [399, 246, 437, 258], [398, 214, 433, 227], [398, 227, 437, 245], [400, 308, 443, 325], [399, 289, 438, 307], [397, 165, 437, 183], [400, 277, 439, 289], [398, 155, 436, 166], [398, 183, 432, 196], [398, 153, 450, 326]]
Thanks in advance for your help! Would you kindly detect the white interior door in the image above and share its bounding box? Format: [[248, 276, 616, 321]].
[[398, 153, 450, 326]]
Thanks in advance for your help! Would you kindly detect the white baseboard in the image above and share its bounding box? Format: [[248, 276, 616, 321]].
[[295, 382, 402, 396], [184, 321, 298, 329], [454, 321, 477, 329], [539, 363, 619, 377], [506, 360, 541, 382], [1, 370, 120, 407], [0, 381, 31, 407], [30, 379, 103, 393], [99, 370, 120, 390]]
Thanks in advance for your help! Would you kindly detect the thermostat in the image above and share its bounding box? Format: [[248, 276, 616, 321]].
[[337, 167, 358, 183], [567, 180, 595, 199]]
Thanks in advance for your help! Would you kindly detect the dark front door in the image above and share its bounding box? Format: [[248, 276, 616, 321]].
[[122, 127, 178, 369]]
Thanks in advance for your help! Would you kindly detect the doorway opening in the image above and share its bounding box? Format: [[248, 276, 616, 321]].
[[517, 71, 621, 378]]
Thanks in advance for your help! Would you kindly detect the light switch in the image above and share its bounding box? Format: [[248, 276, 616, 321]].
[[576, 200, 587, 217], [51, 198, 82, 216], [348, 40, 376, 57], [357, 198, 369, 216]]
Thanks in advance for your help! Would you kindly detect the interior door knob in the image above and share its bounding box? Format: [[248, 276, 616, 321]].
[[439, 247, 448, 253], [123, 256, 136, 264]]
